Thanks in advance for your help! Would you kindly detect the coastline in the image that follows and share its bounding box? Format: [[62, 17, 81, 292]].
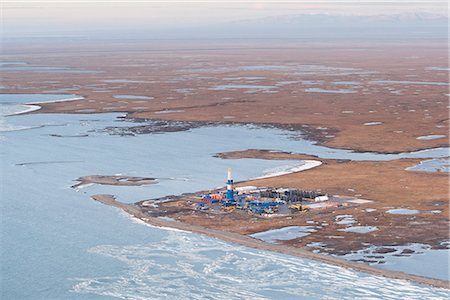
[[10, 93, 447, 154], [253, 160, 323, 179], [20, 96, 84, 115], [0, 94, 84, 117], [16, 94, 447, 154], [2, 27, 449, 299], [92, 194, 450, 290], [27, 96, 84, 105], [4, 104, 41, 116]]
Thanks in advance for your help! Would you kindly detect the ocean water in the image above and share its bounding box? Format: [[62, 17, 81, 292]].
[[1, 94, 449, 299], [72, 231, 449, 300]]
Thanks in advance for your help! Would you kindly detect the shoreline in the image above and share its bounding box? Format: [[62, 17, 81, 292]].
[[4, 106, 448, 156], [121, 115, 450, 154], [253, 160, 323, 179], [4, 104, 41, 116], [23, 102, 450, 154], [1, 95, 84, 117], [92, 194, 450, 290], [27, 96, 84, 105], [19, 96, 84, 115]]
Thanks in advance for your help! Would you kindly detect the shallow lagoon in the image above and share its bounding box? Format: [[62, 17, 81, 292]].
[[1, 94, 449, 299], [406, 158, 450, 173], [340, 243, 449, 281], [251, 226, 317, 243], [339, 226, 378, 233]]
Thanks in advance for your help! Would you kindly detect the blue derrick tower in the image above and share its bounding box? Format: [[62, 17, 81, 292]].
[[226, 168, 234, 200]]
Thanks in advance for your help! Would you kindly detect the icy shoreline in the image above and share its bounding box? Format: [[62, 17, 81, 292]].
[[255, 160, 323, 179]]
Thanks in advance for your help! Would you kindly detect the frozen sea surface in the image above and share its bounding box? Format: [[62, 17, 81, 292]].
[[0, 94, 81, 131], [71, 231, 450, 300]]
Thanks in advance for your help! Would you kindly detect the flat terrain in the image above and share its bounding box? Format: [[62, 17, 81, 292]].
[[212, 150, 449, 251], [2, 40, 448, 282], [140, 150, 448, 256], [2, 41, 449, 153]]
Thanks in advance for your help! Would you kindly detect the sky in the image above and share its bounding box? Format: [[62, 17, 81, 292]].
[[2, 1, 448, 38]]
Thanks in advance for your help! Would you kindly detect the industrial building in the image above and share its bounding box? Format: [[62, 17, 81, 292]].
[[197, 169, 329, 215]]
